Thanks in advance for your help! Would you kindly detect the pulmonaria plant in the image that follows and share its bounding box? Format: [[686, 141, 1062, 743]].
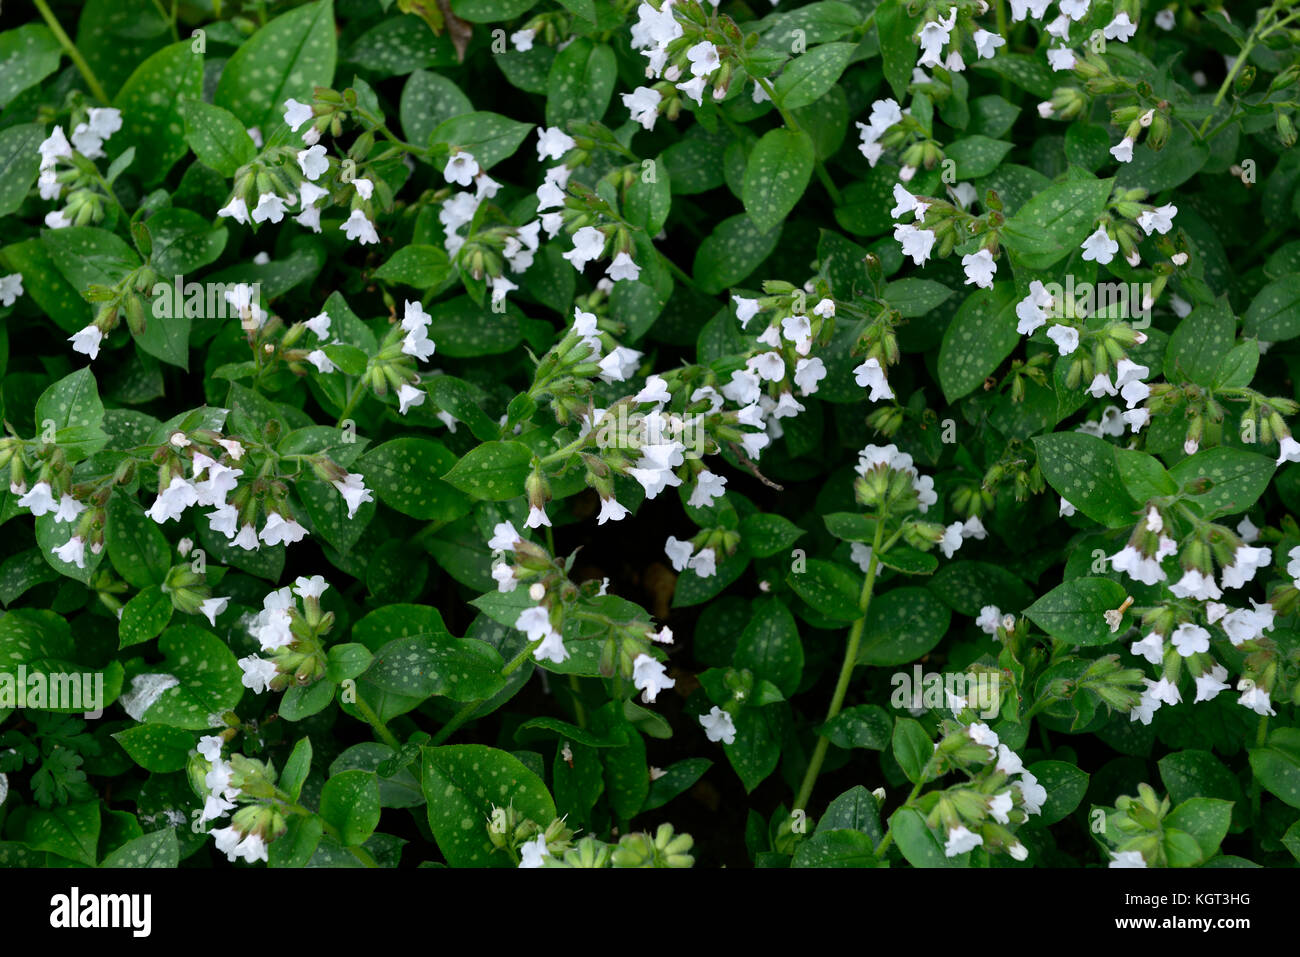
[[0, 0, 1298, 876]]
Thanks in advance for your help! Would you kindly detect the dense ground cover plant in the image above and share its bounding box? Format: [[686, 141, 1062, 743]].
[[0, 0, 1298, 870]]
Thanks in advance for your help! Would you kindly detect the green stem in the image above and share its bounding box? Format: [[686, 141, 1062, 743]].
[[353, 693, 400, 749], [32, 0, 110, 104], [1197, 0, 1283, 138], [872, 769, 929, 857], [335, 378, 366, 428], [658, 250, 701, 291], [569, 674, 587, 729], [793, 516, 886, 812], [428, 644, 537, 746], [752, 75, 843, 205]]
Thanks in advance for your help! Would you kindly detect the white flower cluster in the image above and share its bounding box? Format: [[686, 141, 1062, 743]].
[[942, 726, 1043, 861], [36, 109, 123, 229], [855, 443, 939, 511], [236, 576, 329, 693]]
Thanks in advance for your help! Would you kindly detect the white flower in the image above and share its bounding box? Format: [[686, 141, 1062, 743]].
[[1046, 47, 1076, 71], [1110, 136, 1134, 163], [622, 86, 663, 131], [688, 471, 727, 509], [1015, 771, 1047, 814], [733, 296, 761, 328], [1080, 226, 1119, 263], [894, 223, 936, 266], [44, 210, 72, 229], [689, 547, 717, 578], [200, 597, 229, 627], [397, 383, 425, 415], [968, 722, 999, 757], [749, 351, 786, 382], [239, 656, 278, 694], [597, 496, 630, 524], [341, 209, 379, 244], [1194, 664, 1231, 703], [536, 127, 576, 162], [283, 99, 313, 131], [632, 653, 676, 704], [973, 29, 1005, 59], [1221, 544, 1271, 590], [1104, 12, 1137, 41], [250, 192, 287, 225], [352, 177, 374, 201], [38, 126, 72, 170], [665, 536, 694, 572], [444, 150, 479, 187], [488, 521, 521, 552], [686, 40, 721, 77], [232, 524, 260, 551], [1137, 204, 1177, 236], [607, 251, 640, 282], [51, 535, 87, 569], [944, 825, 983, 857], [518, 834, 549, 868], [1046, 324, 1079, 355], [518, 605, 568, 664], [525, 505, 550, 529], [147, 476, 199, 524], [1237, 681, 1276, 716], [794, 357, 827, 394], [259, 512, 308, 547], [296, 144, 329, 181], [853, 357, 894, 401], [18, 481, 58, 516], [1109, 850, 1147, 868], [996, 745, 1024, 775], [1169, 568, 1222, 602], [940, 522, 964, 559], [989, 791, 1014, 824], [1131, 632, 1164, 665], [0, 273, 25, 307], [849, 542, 874, 573], [332, 473, 374, 519], [1155, 9, 1175, 30], [890, 183, 927, 220], [49, 494, 84, 523], [976, 605, 1002, 635], [961, 248, 997, 288], [916, 8, 957, 67], [1015, 280, 1054, 335], [700, 706, 736, 744], [1171, 622, 1210, 657], [564, 226, 606, 271]]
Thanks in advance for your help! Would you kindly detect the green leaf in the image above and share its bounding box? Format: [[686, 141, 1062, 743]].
[[1213, 339, 1259, 390], [105, 493, 170, 589], [857, 587, 951, 665], [179, 100, 258, 177], [890, 806, 964, 867], [43, 227, 139, 298], [281, 737, 313, 802], [112, 723, 193, 773], [1024, 577, 1127, 646], [945, 136, 1014, 178], [693, 213, 782, 295], [734, 598, 803, 697], [875, 0, 918, 101], [0, 25, 62, 109], [24, 803, 100, 865], [430, 111, 534, 170], [354, 604, 505, 703], [623, 157, 672, 235], [546, 38, 616, 128], [817, 785, 884, 844], [140, 626, 244, 729], [451, 0, 538, 21], [1032, 431, 1139, 528], [99, 829, 179, 868], [891, 717, 932, 784], [0, 124, 44, 218], [356, 437, 470, 520], [786, 558, 861, 621], [1248, 728, 1300, 809], [641, 758, 712, 814], [1165, 298, 1235, 387], [1001, 173, 1114, 270], [118, 585, 173, 649], [422, 744, 555, 867], [320, 769, 382, 847], [724, 705, 783, 793], [270, 815, 324, 868], [145, 207, 227, 277], [400, 70, 472, 148], [774, 42, 856, 111], [111, 41, 203, 185], [1158, 749, 1245, 811], [1024, 760, 1089, 826], [883, 278, 954, 318], [1242, 275, 1300, 341], [819, 704, 892, 750], [215, 0, 336, 131], [742, 128, 815, 234], [373, 244, 453, 288], [426, 295, 522, 356], [1168, 447, 1274, 520], [1165, 797, 1232, 860], [791, 829, 882, 867], [739, 513, 805, 557], [937, 283, 1019, 401], [0, 548, 59, 605], [34, 367, 109, 461], [442, 440, 533, 501]]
